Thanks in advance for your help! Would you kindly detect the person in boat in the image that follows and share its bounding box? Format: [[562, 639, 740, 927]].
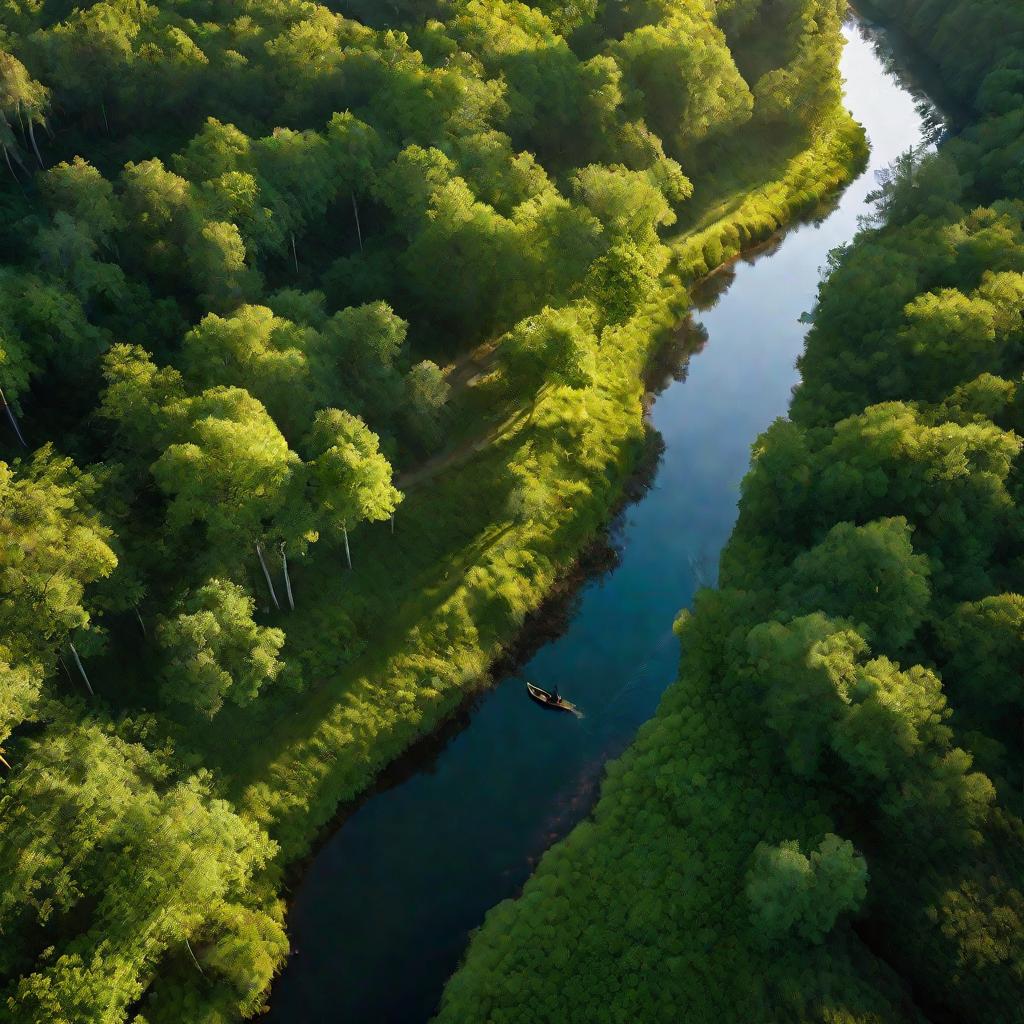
[[549, 685, 560, 704]]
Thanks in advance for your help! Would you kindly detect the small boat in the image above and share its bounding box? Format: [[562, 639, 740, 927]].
[[526, 682, 576, 713]]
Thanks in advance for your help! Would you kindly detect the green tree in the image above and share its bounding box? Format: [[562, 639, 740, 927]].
[[746, 834, 868, 944], [151, 387, 306, 584], [157, 579, 285, 716], [501, 304, 596, 414], [306, 409, 402, 569], [0, 50, 49, 171], [938, 594, 1024, 718], [39, 158, 124, 249], [779, 517, 931, 652], [405, 359, 450, 447], [0, 448, 116, 672], [181, 306, 319, 438], [584, 241, 659, 326]]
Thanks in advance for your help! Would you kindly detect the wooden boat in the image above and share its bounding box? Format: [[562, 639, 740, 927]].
[[526, 682, 576, 713]]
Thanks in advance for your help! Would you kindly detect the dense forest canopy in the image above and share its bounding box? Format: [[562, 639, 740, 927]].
[[436, 2, 1024, 1022], [0, 0, 862, 1020]]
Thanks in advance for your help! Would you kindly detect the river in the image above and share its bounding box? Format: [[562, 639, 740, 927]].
[[264, 16, 943, 1023]]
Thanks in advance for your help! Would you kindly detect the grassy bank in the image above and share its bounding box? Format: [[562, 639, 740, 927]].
[[219, 107, 867, 873]]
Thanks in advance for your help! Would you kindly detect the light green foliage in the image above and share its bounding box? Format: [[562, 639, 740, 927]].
[[611, 5, 754, 152], [306, 409, 402, 559], [572, 163, 675, 248], [39, 158, 124, 248], [584, 241, 660, 326], [0, 652, 42, 747], [0, 447, 116, 667], [157, 579, 285, 716], [406, 359, 450, 446], [151, 387, 303, 555], [502, 303, 597, 396], [181, 306, 319, 438], [1, 724, 282, 1024], [0, 49, 48, 172]]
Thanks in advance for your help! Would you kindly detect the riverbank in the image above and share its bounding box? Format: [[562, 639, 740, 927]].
[[434, 5, 1024, 1022], [229, 107, 866, 874]]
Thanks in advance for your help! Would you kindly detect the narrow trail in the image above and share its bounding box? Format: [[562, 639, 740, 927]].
[[396, 419, 507, 490], [397, 340, 506, 491]]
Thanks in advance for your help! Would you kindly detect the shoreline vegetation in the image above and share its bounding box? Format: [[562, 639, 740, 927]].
[[435, 2, 1024, 1022], [0, 1, 871, 1019], [241, 109, 867, 867], [252, 98, 866, 932]]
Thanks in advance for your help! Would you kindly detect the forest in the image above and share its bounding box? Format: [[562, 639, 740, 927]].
[[0, 0, 865, 1020], [436, 1, 1024, 1022]]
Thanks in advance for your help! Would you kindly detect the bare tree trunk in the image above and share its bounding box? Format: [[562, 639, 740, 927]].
[[69, 643, 94, 696], [27, 117, 43, 168], [279, 542, 295, 611], [185, 938, 206, 977], [256, 542, 281, 609], [390, 512, 395, 535], [100, 100, 110, 135], [1, 144, 16, 180], [134, 605, 147, 637], [342, 524, 353, 570], [291, 232, 299, 273], [0, 387, 27, 448], [351, 192, 364, 253]]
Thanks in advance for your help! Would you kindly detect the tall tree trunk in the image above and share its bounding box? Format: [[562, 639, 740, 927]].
[[0, 387, 27, 448], [342, 524, 353, 570], [279, 543, 295, 611], [185, 938, 206, 977], [351, 192, 364, 253], [27, 117, 43, 168], [100, 100, 110, 135], [134, 605, 147, 637], [256, 542, 281, 609], [291, 232, 299, 273], [1, 144, 16, 180], [69, 643, 94, 696], [390, 512, 395, 535]]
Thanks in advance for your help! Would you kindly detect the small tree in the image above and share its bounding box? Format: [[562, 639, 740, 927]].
[[306, 409, 402, 569], [746, 834, 867, 945], [584, 241, 658, 326], [501, 304, 596, 417], [406, 359, 450, 446], [157, 579, 285, 717]]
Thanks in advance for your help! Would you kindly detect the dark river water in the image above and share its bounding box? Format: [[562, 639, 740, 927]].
[[265, 17, 942, 1024]]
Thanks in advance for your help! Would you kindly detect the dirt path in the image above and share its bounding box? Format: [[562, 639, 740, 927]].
[[396, 421, 505, 490], [396, 341, 506, 491]]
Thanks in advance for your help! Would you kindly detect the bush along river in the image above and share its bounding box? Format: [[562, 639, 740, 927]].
[[264, 15, 945, 1023]]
